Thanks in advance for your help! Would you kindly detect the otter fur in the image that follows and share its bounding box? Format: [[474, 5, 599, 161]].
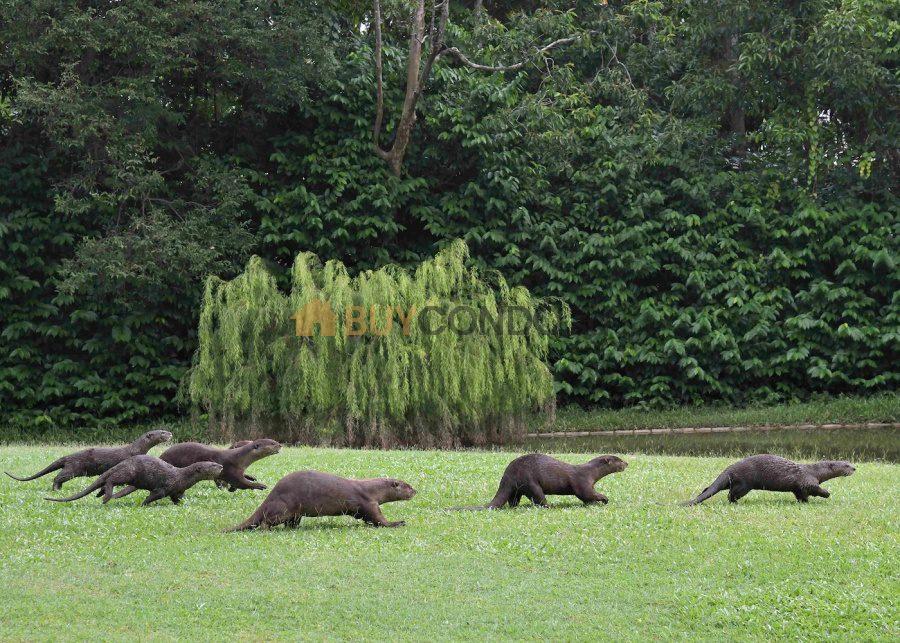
[[684, 454, 856, 505], [462, 453, 628, 510], [5, 428, 173, 490], [159, 439, 281, 491], [228, 440, 253, 449], [44, 455, 223, 505], [226, 471, 417, 531]]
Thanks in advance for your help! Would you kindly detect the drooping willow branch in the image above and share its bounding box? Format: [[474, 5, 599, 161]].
[[371, 0, 594, 175]]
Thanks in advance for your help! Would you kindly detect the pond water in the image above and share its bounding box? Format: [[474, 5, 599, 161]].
[[520, 427, 899, 462]]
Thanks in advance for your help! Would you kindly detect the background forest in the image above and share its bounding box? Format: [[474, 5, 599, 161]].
[[1, 0, 897, 431]]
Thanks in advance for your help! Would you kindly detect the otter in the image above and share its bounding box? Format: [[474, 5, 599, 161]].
[[683, 454, 856, 505], [462, 453, 628, 510], [159, 439, 281, 491], [226, 471, 417, 531], [229, 440, 252, 449], [5, 428, 173, 490], [44, 455, 223, 505]]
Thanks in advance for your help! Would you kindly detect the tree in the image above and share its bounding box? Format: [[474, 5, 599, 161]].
[[371, 0, 605, 174]]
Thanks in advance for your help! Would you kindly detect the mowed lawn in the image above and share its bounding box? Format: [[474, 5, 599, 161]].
[[0, 446, 897, 641]]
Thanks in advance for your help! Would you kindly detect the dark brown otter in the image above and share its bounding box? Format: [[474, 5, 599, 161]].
[[467, 453, 628, 509], [5, 428, 173, 490], [684, 454, 856, 505], [159, 439, 281, 491], [226, 471, 417, 531], [44, 455, 223, 505]]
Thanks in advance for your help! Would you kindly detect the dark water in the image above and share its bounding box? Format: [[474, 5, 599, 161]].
[[522, 427, 899, 462]]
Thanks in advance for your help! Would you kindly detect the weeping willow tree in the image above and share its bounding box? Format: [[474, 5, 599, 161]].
[[189, 240, 570, 447]]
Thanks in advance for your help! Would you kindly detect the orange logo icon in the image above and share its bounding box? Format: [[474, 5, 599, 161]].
[[291, 298, 338, 337]]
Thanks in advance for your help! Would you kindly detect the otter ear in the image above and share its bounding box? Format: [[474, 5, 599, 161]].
[[392, 481, 400, 488]]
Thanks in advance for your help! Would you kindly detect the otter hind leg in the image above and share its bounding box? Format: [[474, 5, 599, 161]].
[[52, 468, 76, 491], [728, 481, 751, 503], [258, 500, 292, 529], [99, 480, 116, 503], [109, 485, 137, 502], [526, 482, 548, 507]]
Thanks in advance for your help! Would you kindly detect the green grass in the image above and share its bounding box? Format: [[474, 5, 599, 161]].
[[551, 393, 900, 433], [1, 446, 897, 640]]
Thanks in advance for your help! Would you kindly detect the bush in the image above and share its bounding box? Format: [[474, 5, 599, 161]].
[[188, 240, 569, 447]]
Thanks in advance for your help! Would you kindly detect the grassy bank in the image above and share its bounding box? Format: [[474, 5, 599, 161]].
[[1, 446, 896, 640], [551, 393, 900, 433], [3, 394, 898, 447]]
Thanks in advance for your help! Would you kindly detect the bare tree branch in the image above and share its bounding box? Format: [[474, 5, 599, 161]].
[[371, 1, 595, 174], [439, 34, 587, 72]]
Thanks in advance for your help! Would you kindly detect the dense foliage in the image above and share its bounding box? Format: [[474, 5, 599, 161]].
[[190, 241, 567, 446], [1, 0, 897, 431]]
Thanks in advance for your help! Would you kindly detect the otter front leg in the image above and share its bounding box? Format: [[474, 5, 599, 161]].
[[226, 472, 267, 491], [573, 480, 608, 505], [359, 501, 405, 527], [808, 485, 830, 499]]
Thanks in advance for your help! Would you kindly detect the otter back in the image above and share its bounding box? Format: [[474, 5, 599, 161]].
[[226, 470, 416, 531]]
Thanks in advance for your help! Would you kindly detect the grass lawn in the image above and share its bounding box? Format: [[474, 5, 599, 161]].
[[1, 445, 897, 640]]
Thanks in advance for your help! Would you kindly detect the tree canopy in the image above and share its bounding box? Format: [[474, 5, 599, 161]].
[[1, 0, 896, 430]]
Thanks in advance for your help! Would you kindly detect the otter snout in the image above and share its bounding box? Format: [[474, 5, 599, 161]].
[[399, 483, 417, 500], [198, 462, 224, 478]]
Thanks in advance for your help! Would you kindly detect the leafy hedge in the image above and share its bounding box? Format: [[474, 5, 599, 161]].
[[1, 1, 897, 431]]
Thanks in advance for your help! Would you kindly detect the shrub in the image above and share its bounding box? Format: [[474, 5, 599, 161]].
[[188, 240, 569, 447]]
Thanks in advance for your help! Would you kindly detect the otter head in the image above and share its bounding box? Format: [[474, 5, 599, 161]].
[[189, 461, 224, 481], [135, 428, 173, 451], [241, 438, 282, 462], [818, 460, 856, 481], [384, 479, 417, 502], [590, 455, 628, 474]]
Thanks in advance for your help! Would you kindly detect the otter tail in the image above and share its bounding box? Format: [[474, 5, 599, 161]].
[[44, 476, 104, 503], [5, 457, 65, 482], [224, 506, 265, 532], [484, 474, 515, 509], [682, 472, 731, 506]]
